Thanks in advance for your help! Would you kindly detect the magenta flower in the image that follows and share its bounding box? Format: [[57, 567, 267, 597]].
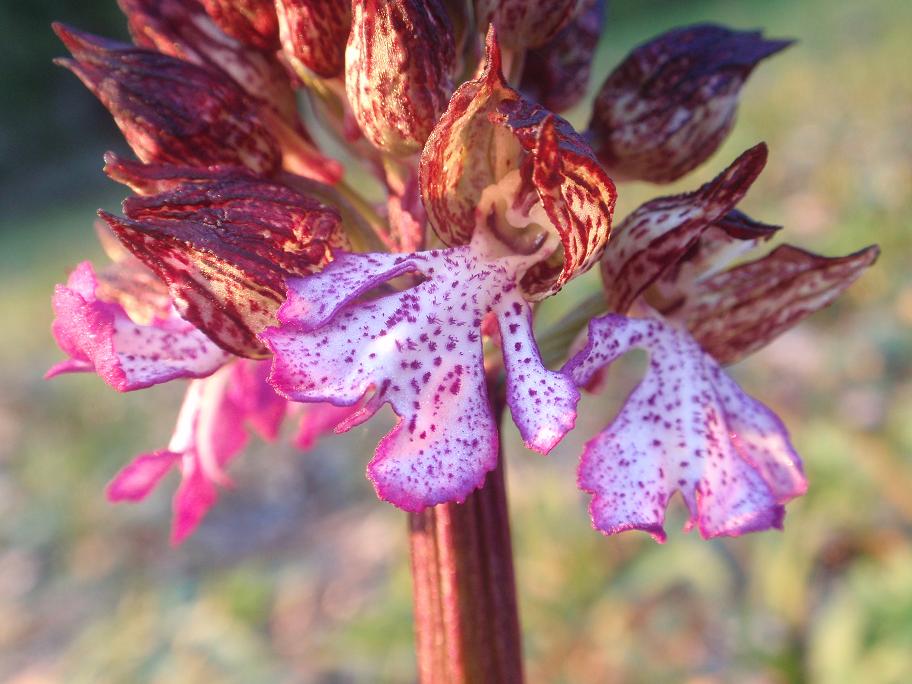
[[47, 260, 230, 390], [47, 3, 879, 673], [106, 359, 285, 543]]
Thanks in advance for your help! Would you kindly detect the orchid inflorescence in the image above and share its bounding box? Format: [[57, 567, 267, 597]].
[[49, 0, 877, 545]]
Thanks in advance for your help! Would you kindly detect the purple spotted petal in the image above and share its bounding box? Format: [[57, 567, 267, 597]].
[[563, 315, 807, 541], [262, 232, 578, 511], [47, 261, 230, 391]]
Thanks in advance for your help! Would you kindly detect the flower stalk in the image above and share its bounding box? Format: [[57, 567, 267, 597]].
[[408, 379, 524, 684]]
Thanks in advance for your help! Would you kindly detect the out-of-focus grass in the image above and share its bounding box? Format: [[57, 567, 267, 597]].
[[1, 0, 910, 682]]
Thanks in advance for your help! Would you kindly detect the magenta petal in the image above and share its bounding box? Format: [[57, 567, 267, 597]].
[[171, 453, 219, 545], [106, 363, 282, 542], [107, 450, 180, 501], [263, 235, 577, 510], [48, 261, 230, 391], [226, 359, 287, 441], [563, 315, 807, 541]]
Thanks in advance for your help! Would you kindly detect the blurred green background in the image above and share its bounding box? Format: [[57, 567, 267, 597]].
[[1, 0, 910, 682]]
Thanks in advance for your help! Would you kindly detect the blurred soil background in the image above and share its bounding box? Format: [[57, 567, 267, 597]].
[[1, 0, 910, 682]]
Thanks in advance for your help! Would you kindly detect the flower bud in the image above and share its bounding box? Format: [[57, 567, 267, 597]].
[[519, 0, 604, 112], [276, 0, 351, 79], [54, 24, 281, 175], [474, 0, 581, 50], [420, 28, 616, 298], [117, 0, 298, 123], [589, 24, 792, 183], [199, 0, 279, 51], [345, 0, 456, 156], [100, 172, 346, 357]]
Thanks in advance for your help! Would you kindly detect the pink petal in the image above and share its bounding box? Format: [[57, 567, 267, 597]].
[[47, 261, 230, 391], [226, 359, 288, 441], [262, 231, 578, 511], [106, 450, 180, 501], [563, 315, 807, 541], [601, 144, 768, 314]]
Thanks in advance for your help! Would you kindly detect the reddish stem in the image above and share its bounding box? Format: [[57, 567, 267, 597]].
[[408, 387, 524, 683]]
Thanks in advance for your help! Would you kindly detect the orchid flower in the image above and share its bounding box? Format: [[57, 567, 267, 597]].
[[48, 0, 875, 561]]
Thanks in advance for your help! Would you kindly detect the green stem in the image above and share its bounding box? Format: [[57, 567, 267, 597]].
[[538, 290, 609, 367]]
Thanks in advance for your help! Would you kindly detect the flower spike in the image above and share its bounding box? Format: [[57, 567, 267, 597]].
[[100, 171, 346, 358], [47, 262, 230, 391], [262, 226, 579, 512], [589, 24, 792, 183], [420, 27, 616, 298], [563, 315, 807, 541]]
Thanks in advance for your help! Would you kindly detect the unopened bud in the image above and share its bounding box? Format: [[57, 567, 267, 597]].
[[276, 0, 351, 79], [589, 24, 791, 183], [54, 24, 281, 175], [101, 172, 346, 357], [519, 0, 604, 112], [474, 0, 581, 50], [345, 0, 456, 156], [199, 0, 279, 51]]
